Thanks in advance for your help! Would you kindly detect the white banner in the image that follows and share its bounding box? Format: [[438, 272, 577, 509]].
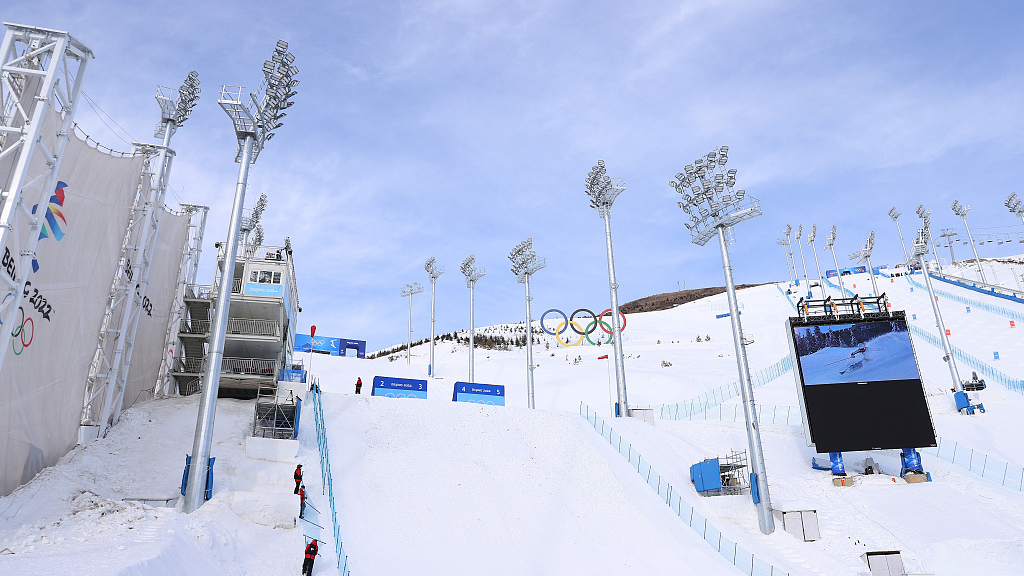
[[122, 207, 190, 412], [0, 131, 142, 496]]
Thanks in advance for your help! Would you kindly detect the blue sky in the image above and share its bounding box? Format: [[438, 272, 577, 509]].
[[7, 1, 1024, 352]]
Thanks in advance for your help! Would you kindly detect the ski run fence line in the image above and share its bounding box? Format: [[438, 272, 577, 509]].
[[690, 403, 1024, 494], [906, 273, 1024, 322], [658, 356, 794, 421], [311, 381, 352, 576], [822, 276, 1024, 395], [579, 402, 792, 576]]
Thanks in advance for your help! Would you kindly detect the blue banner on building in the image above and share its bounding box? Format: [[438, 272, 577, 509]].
[[826, 266, 867, 278], [372, 376, 428, 399], [244, 283, 285, 297], [294, 334, 367, 358], [452, 382, 505, 406]]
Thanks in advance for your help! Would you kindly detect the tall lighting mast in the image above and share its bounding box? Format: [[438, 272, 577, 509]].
[[849, 231, 880, 297], [509, 239, 546, 409], [794, 225, 811, 298], [401, 283, 423, 365], [951, 200, 985, 283], [888, 207, 910, 264], [824, 225, 847, 296], [185, 40, 298, 514], [807, 225, 827, 299], [916, 205, 941, 273], [424, 257, 445, 377], [585, 160, 629, 417], [670, 146, 774, 535], [460, 256, 485, 382]]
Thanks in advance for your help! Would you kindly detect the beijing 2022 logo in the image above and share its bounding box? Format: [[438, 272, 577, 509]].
[[31, 180, 69, 273]]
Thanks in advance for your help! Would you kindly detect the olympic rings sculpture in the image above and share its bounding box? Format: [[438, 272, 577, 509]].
[[540, 308, 627, 347]]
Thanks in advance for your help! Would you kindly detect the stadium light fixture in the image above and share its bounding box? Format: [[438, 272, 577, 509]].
[[888, 207, 910, 265], [848, 231, 880, 297], [952, 200, 986, 283], [669, 146, 775, 535], [424, 258, 445, 377], [509, 239, 546, 409], [586, 160, 630, 418], [807, 225, 827, 299], [1006, 193, 1024, 230], [823, 225, 847, 296], [783, 225, 798, 286], [794, 225, 812, 298], [777, 238, 796, 285], [912, 228, 966, 395], [186, 41, 298, 514], [916, 205, 941, 273], [401, 283, 424, 365], [461, 256, 485, 382]]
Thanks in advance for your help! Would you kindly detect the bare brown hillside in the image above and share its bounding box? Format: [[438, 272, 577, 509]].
[[619, 283, 766, 314]]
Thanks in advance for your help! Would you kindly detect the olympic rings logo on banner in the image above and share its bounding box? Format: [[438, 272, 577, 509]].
[[10, 306, 34, 355], [540, 308, 627, 347]]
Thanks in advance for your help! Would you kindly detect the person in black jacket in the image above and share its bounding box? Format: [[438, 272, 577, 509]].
[[355, 377, 362, 394], [293, 464, 302, 494], [302, 539, 318, 575]]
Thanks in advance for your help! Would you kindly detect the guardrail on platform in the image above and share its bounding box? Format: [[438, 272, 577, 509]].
[[310, 381, 352, 575], [580, 402, 791, 576]]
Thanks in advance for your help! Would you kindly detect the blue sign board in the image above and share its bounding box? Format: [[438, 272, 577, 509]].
[[294, 334, 367, 358], [372, 376, 428, 399], [244, 283, 285, 297], [825, 266, 868, 278], [279, 368, 307, 383], [452, 382, 505, 406]]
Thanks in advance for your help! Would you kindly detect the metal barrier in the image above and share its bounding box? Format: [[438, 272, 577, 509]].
[[179, 319, 211, 335], [310, 381, 352, 575], [221, 357, 277, 377], [226, 318, 281, 337], [683, 403, 803, 427], [173, 356, 204, 373], [580, 402, 791, 576], [927, 270, 1024, 305], [906, 274, 1024, 322], [186, 283, 214, 299], [659, 356, 794, 420], [232, 277, 242, 294]]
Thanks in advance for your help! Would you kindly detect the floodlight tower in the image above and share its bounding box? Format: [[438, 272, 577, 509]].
[[784, 225, 799, 286], [824, 225, 847, 296], [913, 228, 965, 395], [509, 239, 546, 409], [1006, 193, 1024, 230], [777, 239, 796, 285], [401, 283, 424, 365], [888, 207, 910, 264], [185, 40, 298, 514], [952, 201, 986, 283], [585, 160, 630, 417], [460, 256, 485, 382], [916, 205, 941, 272], [849, 231, 880, 297], [424, 258, 445, 377], [807, 225, 827, 299], [670, 146, 774, 535], [794, 225, 811, 298]]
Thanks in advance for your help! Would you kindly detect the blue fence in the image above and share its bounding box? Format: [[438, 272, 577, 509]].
[[659, 356, 794, 420], [905, 323, 1024, 394], [906, 274, 1024, 322], [580, 402, 791, 576], [310, 381, 352, 575]]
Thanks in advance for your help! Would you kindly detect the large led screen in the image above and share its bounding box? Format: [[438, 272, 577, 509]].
[[788, 315, 936, 453]]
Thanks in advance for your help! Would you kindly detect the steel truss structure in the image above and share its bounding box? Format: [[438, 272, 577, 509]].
[[0, 23, 92, 375], [81, 75, 200, 438]]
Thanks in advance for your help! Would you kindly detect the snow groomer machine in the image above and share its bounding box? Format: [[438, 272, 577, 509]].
[[786, 293, 936, 485]]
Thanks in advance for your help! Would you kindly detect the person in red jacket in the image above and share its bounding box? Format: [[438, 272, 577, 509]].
[[302, 539, 318, 575], [298, 484, 306, 518], [293, 464, 302, 494], [355, 377, 362, 394]]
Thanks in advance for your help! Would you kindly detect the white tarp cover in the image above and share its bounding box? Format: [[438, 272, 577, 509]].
[[0, 130, 142, 496], [121, 207, 189, 413]]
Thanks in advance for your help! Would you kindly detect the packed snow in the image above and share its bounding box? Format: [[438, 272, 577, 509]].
[[2, 261, 1023, 575]]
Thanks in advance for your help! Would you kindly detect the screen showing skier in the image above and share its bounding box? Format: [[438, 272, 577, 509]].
[[792, 320, 920, 385], [787, 316, 936, 453]]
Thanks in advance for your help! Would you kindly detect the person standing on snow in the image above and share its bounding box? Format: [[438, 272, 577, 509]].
[[355, 377, 362, 394], [302, 539, 318, 575], [298, 484, 306, 518], [293, 464, 303, 494]]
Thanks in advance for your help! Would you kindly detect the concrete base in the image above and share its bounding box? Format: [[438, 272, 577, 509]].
[[903, 472, 930, 484], [245, 436, 299, 463], [833, 476, 855, 487]]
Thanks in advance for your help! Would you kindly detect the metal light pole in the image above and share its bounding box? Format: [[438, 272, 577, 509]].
[[671, 146, 774, 534], [794, 225, 811, 298], [916, 205, 941, 273], [888, 207, 910, 265], [585, 160, 629, 417], [777, 239, 796, 285], [824, 225, 847, 296], [849, 231, 880, 297], [424, 257, 445, 377], [460, 256, 484, 382], [807, 225, 827, 299], [952, 200, 985, 283], [784, 225, 799, 286], [185, 40, 298, 514], [913, 229, 963, 392], [401, 283, 423, 365], [510, 239, 546, 409], [1006, 193, 1024, 231]]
